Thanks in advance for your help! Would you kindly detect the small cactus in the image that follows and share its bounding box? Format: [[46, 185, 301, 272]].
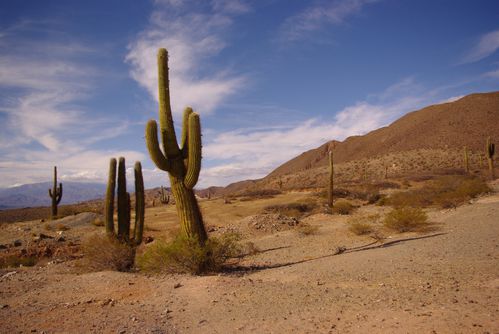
[[463, 146, 470, 174], [48, 166, 63, 220], [486, 137, 495, 179], [159, 186, 170, 204], [105, 157, 145, 246], [327, 150, 334, 210]]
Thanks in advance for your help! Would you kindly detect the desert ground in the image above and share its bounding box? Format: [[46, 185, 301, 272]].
[[1, 178, 498, 334]]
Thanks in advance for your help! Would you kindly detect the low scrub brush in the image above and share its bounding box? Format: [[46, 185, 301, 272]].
[[137, 233, 242, 274], [383, 207, 429, 232]]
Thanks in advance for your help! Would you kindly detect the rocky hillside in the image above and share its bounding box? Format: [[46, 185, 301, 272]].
[[267, 92, 499, 179]]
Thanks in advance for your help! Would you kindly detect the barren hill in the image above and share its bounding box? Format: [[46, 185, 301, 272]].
[[268, 92, 499, 179]]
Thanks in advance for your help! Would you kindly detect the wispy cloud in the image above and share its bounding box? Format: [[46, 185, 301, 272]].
[[198, 78, 429, 187], [126, 0, 248, 116], [0, 21, 141, 187], [279, 0, 378, 43], [461, 29, 499, 64]]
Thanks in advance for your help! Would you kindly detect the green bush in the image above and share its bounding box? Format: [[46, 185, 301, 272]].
[[383, 207, 429, 232], [137, 233, 241, 274]]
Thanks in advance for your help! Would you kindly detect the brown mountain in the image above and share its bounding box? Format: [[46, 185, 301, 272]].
[[267, 92, 499, 179], [210, 91, 499, 194]]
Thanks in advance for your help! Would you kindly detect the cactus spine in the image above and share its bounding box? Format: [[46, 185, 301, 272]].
[[145, 48, 207, 244], [48, 166, 63, 219], [463, 146, 470, 174], [328, 150, 334, 210], [486, 137, 495, 179], [105, 157, 144, 246]]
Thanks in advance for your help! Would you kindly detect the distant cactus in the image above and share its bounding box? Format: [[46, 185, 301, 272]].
[[159, 186, 170, 204], [277, 178, 283, 190], [105, 157, 144, 246], [48, 166, 63, 220], [145, 48, 207, 245], [327, 151, 334, 210], [486, 137, 495, 179], [463, 146, 470, 174]]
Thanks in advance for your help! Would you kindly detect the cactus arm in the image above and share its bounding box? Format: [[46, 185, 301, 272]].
[[56, 183, 63, 204], [180, 107, 193, 157], [157, 48, 181, 157], [134, 161, 145, 245], [105, 158, 117, 236], [49, 188, 53, 198], [117, 157, 129, 241], [146, 120, 171, 171], [184, 112, 202, 189]]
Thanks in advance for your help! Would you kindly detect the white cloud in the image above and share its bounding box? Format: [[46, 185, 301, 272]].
[[198, 79, 428, 187], [126, 0, 248, 117], [279, 0, 379, 42], [461, 30, 499, 64], [484, 68, 499, 78], [0, 21, 141, 188]]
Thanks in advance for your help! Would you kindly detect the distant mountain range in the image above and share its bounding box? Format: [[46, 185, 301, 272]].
[[0, 182, 107, 209]]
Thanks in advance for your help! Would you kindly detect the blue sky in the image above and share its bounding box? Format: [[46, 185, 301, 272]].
[[0, 0, 498, 189]]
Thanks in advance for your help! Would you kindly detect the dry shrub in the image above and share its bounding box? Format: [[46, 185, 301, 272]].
[[297, 223, 319, 236], [92, 217, 105, 227], [56, 223, 69, 231], [137, 233, 242, 274], [263, 200, 317, 218], [44, 222, 53, 231], [239, 189, 282, 200], [386, 175, 490, 208], [383, 207, 429, 232], [0, 255, 37, 268], [333, 200, 355, 215], [347, 214, 380, 235], [81, 234, 135, 272], [241, 241, 260, 256], [348, 222, 373, 235]]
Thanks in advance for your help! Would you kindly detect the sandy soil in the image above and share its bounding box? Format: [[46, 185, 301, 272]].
[[1, 189, 498, 333]]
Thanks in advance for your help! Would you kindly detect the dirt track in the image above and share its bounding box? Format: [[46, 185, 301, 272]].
[[1, 192, 498, 333]]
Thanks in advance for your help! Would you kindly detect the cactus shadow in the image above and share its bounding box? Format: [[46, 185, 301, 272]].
[[223, 232, 447, 274]]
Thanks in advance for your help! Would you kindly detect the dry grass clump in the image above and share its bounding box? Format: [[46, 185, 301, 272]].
[[238, 189, 282, 200], [347, 214, 380, 235], [81, 234, 135, 272], [136, 233, 242, 274], [386, 175, 490, 208], [55, 223, 69, 231], [333, 199, 355, 215], [0, 255, 37, 268], [263, 200, 317, 218], [92, 217, 105, 227], [296, 223, 319, 236], [383, 207, 429, 232]]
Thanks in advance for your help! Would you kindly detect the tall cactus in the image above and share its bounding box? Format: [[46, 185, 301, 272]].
[[463, 146, 470, 174], [486, 137, 495, 179], [105, 157, 144, 246], [145, 48, 207, 244], [327, 150, 334, 210], [48, 166, 63, 220]]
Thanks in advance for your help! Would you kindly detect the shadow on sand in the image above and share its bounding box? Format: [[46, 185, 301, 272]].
[[224, 232, 447, 274]]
